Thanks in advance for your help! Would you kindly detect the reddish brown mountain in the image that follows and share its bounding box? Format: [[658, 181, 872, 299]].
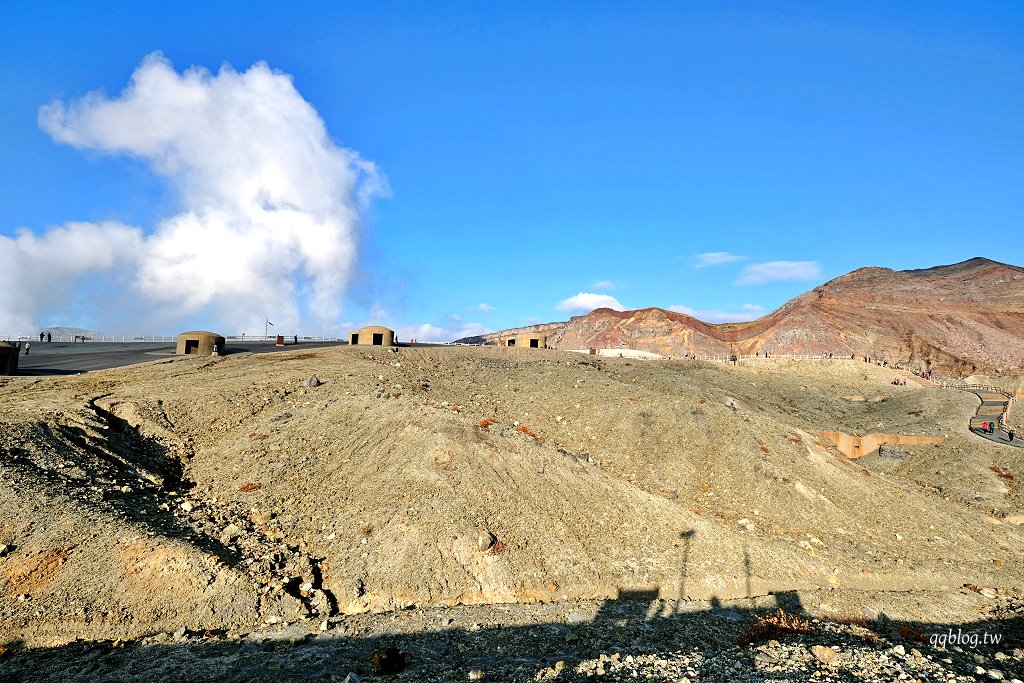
[[475, 258, 1024, 376]]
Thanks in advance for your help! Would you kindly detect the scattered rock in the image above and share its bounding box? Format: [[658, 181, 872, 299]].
[[477, 529, 496, 553], [811, 645, 837, 665], [303, 374, 323, 388]]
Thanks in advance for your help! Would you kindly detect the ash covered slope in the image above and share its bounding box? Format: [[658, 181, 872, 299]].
[[523, 258, 1024, 375], [1, 345, 1022, 649]]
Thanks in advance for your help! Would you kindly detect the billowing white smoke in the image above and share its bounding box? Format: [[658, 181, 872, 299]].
[[2, 52, 387, 333], [0, 222, 143, 333]]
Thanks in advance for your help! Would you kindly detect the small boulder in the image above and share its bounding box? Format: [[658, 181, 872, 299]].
[[477, 530, 497, 552], [811, 645, 837, 665], [304, 374, 323, 388]]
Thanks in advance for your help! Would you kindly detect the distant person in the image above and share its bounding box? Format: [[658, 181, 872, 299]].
[[39, 332, 44, 342], [989, 422, 996, 434], [981, 422, 989, 433], [1009, 429, 1015, 443], [24, 342, 30, 356], [294, 335, 298, 344], [46, 332, 51, 342]]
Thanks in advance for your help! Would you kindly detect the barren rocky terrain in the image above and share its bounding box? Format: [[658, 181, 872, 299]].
[[0, 345, 1022, 680]]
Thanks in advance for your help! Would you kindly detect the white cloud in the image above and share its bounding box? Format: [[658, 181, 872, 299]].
[[591, 280, 616, 290], [555, 292, 624, 313], [669, 304, 766, 324], [478, 303, 495, 313], [397, 321, 492, 343], [695, 251, 745, 267], [4, 52, 387, 334], [735, 261, 821, 286]]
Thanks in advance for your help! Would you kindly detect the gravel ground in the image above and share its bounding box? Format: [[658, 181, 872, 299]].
[[2, 592, 1022, 681], [1, 346, 1021, 680]]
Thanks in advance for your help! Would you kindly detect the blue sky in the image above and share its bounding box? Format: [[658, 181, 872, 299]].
[[1, 1, 1022, 340]]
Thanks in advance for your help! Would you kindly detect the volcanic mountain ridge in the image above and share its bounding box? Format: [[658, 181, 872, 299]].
[[470, 258, 1024, 376]]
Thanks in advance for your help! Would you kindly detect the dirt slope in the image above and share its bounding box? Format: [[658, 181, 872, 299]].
[[1, 346, 1022, 649]]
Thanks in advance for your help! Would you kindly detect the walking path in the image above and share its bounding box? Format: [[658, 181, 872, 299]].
[[939, 382, 1021, 448], [11, 340, 342, 376]]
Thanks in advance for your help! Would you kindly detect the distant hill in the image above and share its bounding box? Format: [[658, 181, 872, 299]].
[[480, 258, 1024, 376], [455, 321, 564, 345]]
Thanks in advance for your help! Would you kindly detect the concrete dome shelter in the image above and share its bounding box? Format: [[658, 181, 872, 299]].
[[349, 326, 395, 346], [505, 333, 547, 349], [176, 331, 226, 356], [0, 341, 19, 375]]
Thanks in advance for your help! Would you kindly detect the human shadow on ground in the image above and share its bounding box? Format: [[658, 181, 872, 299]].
[[1, 583, 1021, 682], [2, 467, 1022, 681]]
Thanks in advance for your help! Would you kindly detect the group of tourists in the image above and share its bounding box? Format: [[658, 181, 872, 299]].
[[978, 421, 1016, 442], [38, 331, 52, 343]]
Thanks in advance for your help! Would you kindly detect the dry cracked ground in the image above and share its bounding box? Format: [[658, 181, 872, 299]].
[[0, 346, 1021, 681]]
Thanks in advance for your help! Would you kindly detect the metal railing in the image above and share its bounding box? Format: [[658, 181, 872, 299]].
[[680, 353, 860, 362], [4, 334, 342, 343]]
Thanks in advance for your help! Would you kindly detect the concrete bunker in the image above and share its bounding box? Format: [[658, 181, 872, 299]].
[[349, 326, 395, 347], [505, 334, 547, 349], [0, 341, 19, 376], [175, 331, 226, 356]]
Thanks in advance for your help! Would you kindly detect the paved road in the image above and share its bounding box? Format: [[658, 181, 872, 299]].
[[12, 341, 345, 376], [965, 389, 1021, 448]]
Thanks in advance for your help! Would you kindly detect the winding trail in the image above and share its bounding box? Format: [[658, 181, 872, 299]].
[[940, 383, 1021, 448]]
